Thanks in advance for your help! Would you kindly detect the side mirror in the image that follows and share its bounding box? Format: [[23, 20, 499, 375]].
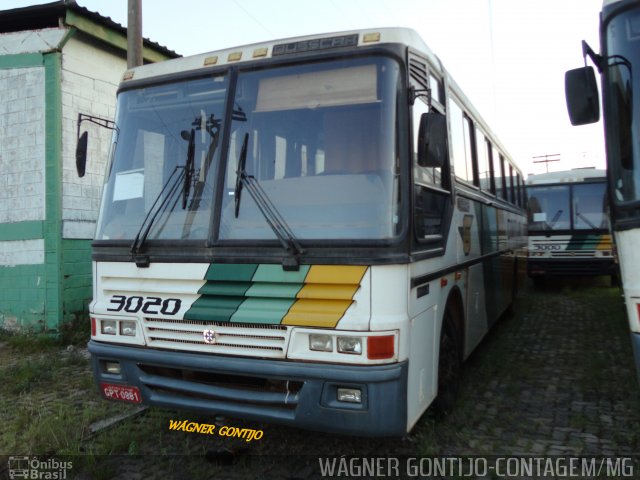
[[565, 66, 600, 125], [76, 131, 88, 177], [418, 112, 447, 168]]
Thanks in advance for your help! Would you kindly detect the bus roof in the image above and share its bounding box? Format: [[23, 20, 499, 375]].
[[526, 168, 607, 185], [120, 27, 437, 84]]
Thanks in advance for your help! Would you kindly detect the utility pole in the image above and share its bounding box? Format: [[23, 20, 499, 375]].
[[533, 154, 560, 173], [127, 0, 143, 68]]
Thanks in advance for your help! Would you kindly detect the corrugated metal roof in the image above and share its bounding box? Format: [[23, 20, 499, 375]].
[[0, 0, 179, 59]]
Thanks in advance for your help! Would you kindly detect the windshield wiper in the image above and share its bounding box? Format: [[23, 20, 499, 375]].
[[233, 132, 304, 270], [547, 209, 564, 229], [130, 128, 195, 266], [130, 165, 185, 266], [234, 132, 249, 219], [181, 128, 196, 209], [576, 210, 597, 229]]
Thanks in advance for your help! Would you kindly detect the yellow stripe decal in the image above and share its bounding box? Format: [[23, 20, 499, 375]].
[[282, 265, 367, 328], [597, 234, 612, 250]]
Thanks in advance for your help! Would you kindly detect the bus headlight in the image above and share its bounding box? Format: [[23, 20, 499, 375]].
[[337, 336, 362, 355], [93, 317, 144, 345], [120, 321, 137, 336], [101, 320, 117, 335], [309, 333, 332, 352], [287, 329, 397, 364]]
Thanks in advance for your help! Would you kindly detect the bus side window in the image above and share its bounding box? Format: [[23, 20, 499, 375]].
[[476, 128, 492, 193], [499, 155, 508, 201], [516, 173, 524, 207], [463, 114, 477, 186], [509, 164, 516, 204], [450, 99, 473, 183], [492, 146, 502, 199]]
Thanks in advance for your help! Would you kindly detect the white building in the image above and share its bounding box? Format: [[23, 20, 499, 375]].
[[0, 1, 177, 331]]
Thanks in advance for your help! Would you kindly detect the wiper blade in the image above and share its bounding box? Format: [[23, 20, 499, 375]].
[[234, 132, 249, 218], [233, 133, 304, 270], [130, 165, 185, 266], [576, 210, 597, 229], [182, 128, 196, 209], [130, 126, 197, 265]]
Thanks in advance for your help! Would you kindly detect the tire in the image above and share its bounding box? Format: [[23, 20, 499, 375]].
[[432, 308, 462, 416]]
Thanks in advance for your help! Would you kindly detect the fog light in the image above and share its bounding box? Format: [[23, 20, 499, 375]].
[[337, 387, 361, 403], [101, 320, 117, 335], [120, 320, 137, 336], [309, 334, 332, 352], [104, 361, 121, 374], [337, 336, 362, 355]]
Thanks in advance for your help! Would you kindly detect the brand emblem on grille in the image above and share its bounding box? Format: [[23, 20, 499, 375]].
[[203, 329, 216, 344]]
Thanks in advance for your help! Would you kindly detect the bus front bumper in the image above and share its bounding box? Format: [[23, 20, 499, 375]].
[[88, 340, 408, 436]]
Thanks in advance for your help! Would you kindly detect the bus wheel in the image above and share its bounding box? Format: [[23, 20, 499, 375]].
[[432, 309, 462, 416]]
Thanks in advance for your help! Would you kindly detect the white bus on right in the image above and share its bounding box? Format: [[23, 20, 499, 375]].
[[526, 168, 616, 283], [565, 0, 640, 383]]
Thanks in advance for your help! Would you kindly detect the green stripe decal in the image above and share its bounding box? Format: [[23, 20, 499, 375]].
[[567, 234, 604, 251], [183, 263, 366, 327], [251, 264, 310, 283], [230, 297, 297, 324], [228, 265, 308, 324], [185, 264, 258, 321], [204, 263, 259, 281], [185, 296, 246, 322]]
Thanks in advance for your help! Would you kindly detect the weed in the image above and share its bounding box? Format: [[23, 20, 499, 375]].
[[0, 331, 58, 353], [0, 355, 59, 394], [58, 312, 91, 347]]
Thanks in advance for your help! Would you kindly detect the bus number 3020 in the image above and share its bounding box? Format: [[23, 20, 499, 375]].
[[107, 295, 182, 315]]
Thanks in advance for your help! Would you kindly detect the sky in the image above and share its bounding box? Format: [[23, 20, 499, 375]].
[[3, 0, 606, 177]]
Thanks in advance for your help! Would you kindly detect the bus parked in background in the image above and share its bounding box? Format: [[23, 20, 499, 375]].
[[565, 0, 640, 382], [79, 27, 527, 436], [526, 168, 616, 283]]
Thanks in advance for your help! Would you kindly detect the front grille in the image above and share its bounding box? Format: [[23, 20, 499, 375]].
[[550, 250, 597, 258], [138, 363, 302, 411], [143, 318, 290, 358]]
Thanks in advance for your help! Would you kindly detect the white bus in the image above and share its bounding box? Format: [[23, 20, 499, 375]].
[[80, 28, 527, 436], [526, 169, 616, 282], [566, 0, 640, 383]]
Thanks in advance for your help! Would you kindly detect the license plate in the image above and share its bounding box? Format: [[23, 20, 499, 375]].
[[100, 382, 142, 404]]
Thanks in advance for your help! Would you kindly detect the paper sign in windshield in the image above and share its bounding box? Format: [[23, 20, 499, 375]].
[[114, 169, 144, 201]]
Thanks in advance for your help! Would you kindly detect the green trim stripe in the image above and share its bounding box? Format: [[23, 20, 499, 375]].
[[44, 52, 63, 330], [0, 221, 44, 241], [0, 53, 43, 69]]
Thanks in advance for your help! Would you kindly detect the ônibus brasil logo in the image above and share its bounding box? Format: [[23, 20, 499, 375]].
[[8, 456, 72, 479]]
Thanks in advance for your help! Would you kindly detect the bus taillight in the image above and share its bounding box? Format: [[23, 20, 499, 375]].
[[91, 317, 96, 337]]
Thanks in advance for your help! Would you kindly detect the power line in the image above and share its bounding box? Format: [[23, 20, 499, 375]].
[[231, 0, 275, 38]]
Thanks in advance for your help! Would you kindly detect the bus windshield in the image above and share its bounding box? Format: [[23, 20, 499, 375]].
[[96, 56, 402, 243], [527, 182, 609, 231], [527, 185, 571, 231], [604, 5, 640, 205]]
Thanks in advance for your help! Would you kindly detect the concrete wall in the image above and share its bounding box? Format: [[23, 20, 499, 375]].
[[61, 36, 123, 240], [0, 27, 126, 332]]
